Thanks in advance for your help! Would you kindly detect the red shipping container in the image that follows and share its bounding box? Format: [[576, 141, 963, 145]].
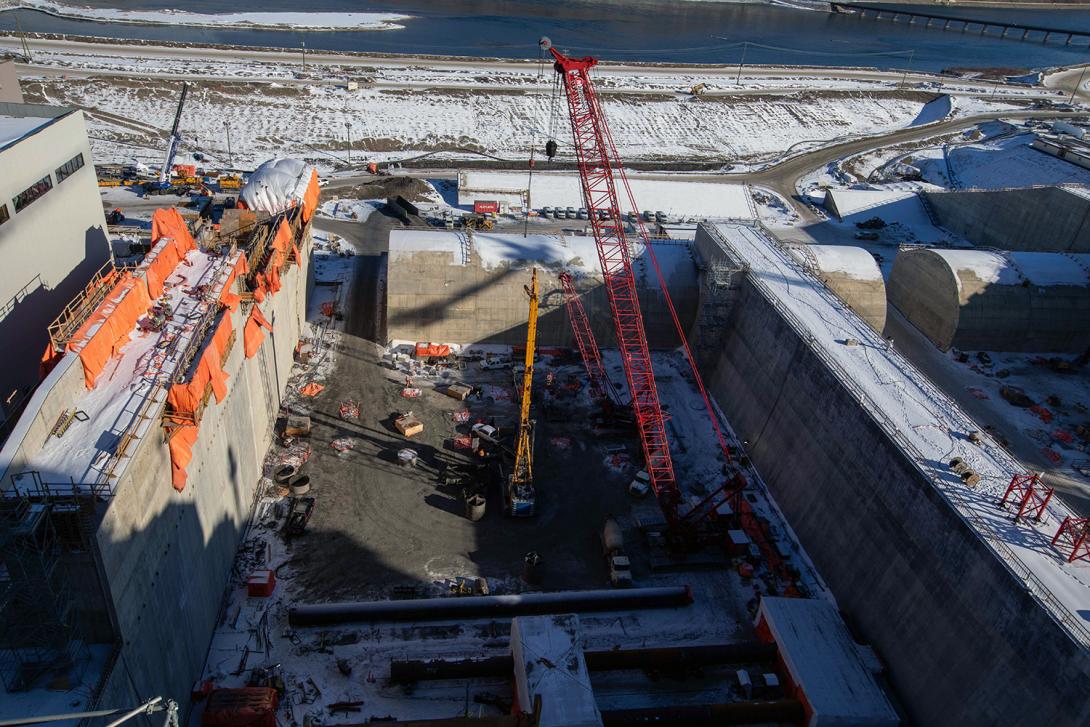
[[202, 688, 278, 727], [473, 200, 499, 215], [246, 569, 276, 598]]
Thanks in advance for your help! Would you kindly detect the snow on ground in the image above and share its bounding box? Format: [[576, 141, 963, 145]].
[[751, 187, 800, 228], [910, 94, 952, 127], [318, 198, 382, 222], [710, 221, 1090, 647], [916, 131, 1090, 189], [307, 230, 356, 325], [25, 74, 937, 171], [0, 644, 114, 726], [5, 1, 410, 30], [459, 171, 755, 219]]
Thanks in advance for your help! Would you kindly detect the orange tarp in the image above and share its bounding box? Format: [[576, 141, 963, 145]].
[[144, 233, 196, 300], [151, 207, 197, 249], [299, 382, 324, 397], [301, 169, 320, 222], [219, 253, 248, 312], [253, 220, 293, 301], [244, 306, 273, 358], [66, 273, 152, 389], [415, 343, 451, 358], [166, 314, 234, 491]]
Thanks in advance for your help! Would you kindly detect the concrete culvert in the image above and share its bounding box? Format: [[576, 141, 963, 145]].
[[888, 248, 1090, 353], [786, 244, 887, 332], [275, 465, 298, 484], [289, 475, 311, 496]]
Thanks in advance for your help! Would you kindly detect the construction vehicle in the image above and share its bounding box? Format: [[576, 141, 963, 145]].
[[543, 37, 743, 549], [461, 214, 494, 231], [506, 268, 539, 517], [146, 82, 190, 195], [601, 518, 633, 587], [690, 82, 708, 96]]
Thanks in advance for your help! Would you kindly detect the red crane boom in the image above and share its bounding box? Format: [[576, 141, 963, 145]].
[[546, 43, 682, 522], [558, 272, 612, 403]]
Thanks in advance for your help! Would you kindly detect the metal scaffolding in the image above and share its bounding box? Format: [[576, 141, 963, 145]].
[[0, 474, 110, 692]]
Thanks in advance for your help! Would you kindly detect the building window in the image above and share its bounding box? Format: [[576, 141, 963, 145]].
[[0, 203, 8, 226], [55, 153, 85, 183], [13, 175, 53, 213]]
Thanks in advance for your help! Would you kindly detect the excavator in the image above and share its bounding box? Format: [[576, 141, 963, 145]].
[[505, 268, 539, 516]]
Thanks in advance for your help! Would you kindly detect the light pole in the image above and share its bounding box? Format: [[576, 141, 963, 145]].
[[899, 49, 915, 90], [345, 121, 352, 166], [223, 120, 233, 168], [736, 41, 747, 86], [302, 40, 306, 72]]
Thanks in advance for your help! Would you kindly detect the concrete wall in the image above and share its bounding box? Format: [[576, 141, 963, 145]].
[[888, 248, 1090, 352], [786, 245, 887, 333], [0, 106, 110, 414], [386, 246, 699, 349], [691, 225, 1090, 727], [0, 61, 23, 104], [925, 186, 1090, 252], [89, 243, 309, 717]]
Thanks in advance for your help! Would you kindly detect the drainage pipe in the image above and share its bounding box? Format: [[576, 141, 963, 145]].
[[289, 585, 693, 626], [389, 641, 778, 683]]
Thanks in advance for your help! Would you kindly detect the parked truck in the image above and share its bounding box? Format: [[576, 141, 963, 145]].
[[601, 518, 633, 587]]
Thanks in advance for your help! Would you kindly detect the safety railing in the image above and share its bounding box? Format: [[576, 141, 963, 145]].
[[706, 222, 1090, 649], [46, 261, 134, 352]]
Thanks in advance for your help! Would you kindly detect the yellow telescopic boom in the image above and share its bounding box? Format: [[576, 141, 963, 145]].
[[512, 268, 539, 485]]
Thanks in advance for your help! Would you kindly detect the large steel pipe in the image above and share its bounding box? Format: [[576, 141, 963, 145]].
[[289, 585, 693, 626], [389, 642, 778, 683]]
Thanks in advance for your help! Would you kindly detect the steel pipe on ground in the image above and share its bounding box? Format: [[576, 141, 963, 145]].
[[389, 642, 778, 683], [289, 586, 693, 626]]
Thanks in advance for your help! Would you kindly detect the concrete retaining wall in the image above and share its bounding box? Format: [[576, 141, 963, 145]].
[[386, 246, 699, 349], [925, 186, 1090, 252], [692, 226, 1090, 727]]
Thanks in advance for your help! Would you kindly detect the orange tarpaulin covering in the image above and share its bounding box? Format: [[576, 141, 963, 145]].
[[299, 382, 324, 397], [253, 219, 293, 301], [415, 343, 451, 358], [301, 169, 320, 222], [244, 306, 273, 358], [144, 232, 197, 300], [151, 207, 197, 249], [166, 314, 234, 491], [219, 253, 248, 312], [66, 273, 152, 389]]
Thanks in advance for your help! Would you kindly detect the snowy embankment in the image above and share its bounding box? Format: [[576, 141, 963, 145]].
[[2, 0, 411, 30], [32, 75, 933, 170]]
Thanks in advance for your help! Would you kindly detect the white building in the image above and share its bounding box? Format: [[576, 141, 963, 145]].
[[0, 103, 110, 418]]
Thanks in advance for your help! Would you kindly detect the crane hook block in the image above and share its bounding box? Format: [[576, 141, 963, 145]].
[[545, 140, 558, 159]]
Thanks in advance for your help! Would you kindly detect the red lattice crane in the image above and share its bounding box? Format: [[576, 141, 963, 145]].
[[558, 272, 615, 404]]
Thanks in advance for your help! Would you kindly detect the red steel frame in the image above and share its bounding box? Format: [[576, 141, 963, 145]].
[[558, 272, 612, 403], [1052, 516, 1090, 564], [549, 48, 682, 521], [999, 472, 1053, 523]]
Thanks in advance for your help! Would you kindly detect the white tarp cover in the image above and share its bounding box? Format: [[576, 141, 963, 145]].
[[240, 158, 314, 215]]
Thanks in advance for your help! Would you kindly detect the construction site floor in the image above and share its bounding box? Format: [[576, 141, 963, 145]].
[[284, 333, 657, 602]]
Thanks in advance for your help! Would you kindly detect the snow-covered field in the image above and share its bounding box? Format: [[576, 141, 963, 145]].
[[1, 1, 410, 30], [919, 130, 1090, 189]]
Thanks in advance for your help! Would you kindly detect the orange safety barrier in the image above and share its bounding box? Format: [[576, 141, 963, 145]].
[[244, 306, 273, 358], [219, 253, 248, 313], [301, 168, 320, 222], [66, 273, 152, 389], [166, 315, 234, 491], [151, 207, 197, 249]]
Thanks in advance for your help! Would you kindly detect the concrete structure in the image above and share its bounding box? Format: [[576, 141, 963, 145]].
[[511, 614, 602, 727], [822, 188, 916, 222], [385, 230, 698, 347], [786, 244, 886, 332], [0, 103, 110, 417], [0, 213, 311, 718], [887, 247, 1090, 352], [924, 186, 1090, 253], [756, 598, 898, 727], [1032, 135, 1090, 172], [690, 221, 1090, 727], [0, 61, 23, 104]]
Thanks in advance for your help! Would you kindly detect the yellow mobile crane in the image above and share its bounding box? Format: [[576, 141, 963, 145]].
[[506, 268, 539, 517]]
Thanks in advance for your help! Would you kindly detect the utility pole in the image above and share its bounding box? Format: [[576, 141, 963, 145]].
[[223, 120, 233, 168], [14, 13, 31, 62], [899, 49, 915, 90], [345, 121, 352, 166], [736, 41, 747, 86], [302, 40, 306, 73], [1070, 64, 1088, 105]]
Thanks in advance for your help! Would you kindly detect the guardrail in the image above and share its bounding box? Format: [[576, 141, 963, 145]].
[[706, 222, 1090, 649]]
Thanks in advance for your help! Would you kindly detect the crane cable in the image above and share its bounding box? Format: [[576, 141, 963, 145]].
[[523, 43, 550, 237]]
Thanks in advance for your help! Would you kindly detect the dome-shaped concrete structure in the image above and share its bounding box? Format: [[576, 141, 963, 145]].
[[788, 244, 887, 332], [888, 248, 1090, 352]]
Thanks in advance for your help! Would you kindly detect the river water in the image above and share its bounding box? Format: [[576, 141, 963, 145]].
[[3, 0, 1090, 71]]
